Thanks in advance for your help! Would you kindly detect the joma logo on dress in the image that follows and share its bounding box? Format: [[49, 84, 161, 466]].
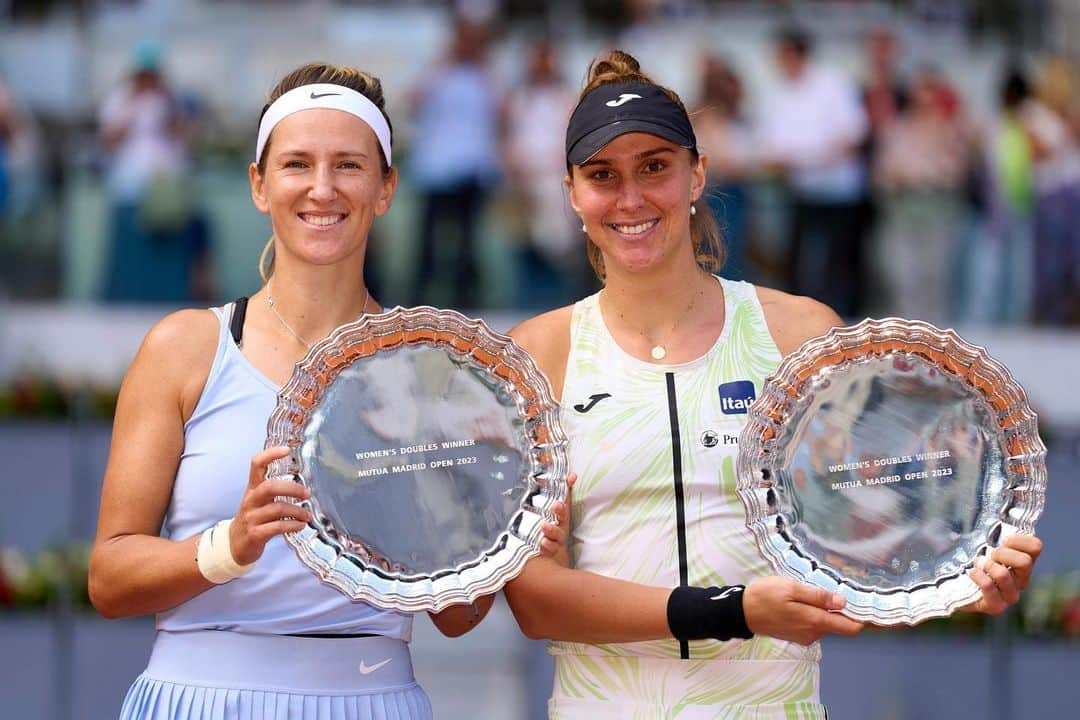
[[718, 381, 755, 414]]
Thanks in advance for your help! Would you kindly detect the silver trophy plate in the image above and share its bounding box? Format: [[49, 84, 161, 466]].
[[265, 306, 568, 613], [737, 318, 1046, 625]]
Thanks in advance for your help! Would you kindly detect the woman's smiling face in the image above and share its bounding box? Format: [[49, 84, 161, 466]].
[[568, 132, 705, 276], [249, 107, 395, 269]]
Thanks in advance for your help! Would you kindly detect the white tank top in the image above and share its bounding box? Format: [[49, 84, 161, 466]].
[[157, 303, 412, 638], [552, 277, 818, 665]]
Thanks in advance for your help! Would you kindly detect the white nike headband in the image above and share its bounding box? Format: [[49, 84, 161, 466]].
[[255, 83, 392, 166]]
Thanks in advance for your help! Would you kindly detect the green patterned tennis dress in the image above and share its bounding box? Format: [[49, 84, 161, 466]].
[[549, 277, 826, 720]]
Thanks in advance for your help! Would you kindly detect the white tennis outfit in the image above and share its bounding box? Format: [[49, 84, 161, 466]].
[[549, 278, 826, 720], [119, 303, 431, 720]]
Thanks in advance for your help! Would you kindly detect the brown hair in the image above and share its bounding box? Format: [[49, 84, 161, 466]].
[[256, 63, 394, 283], [572, 50, 723, 281]]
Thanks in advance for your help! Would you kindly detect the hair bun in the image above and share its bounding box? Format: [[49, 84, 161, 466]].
[[585, 50, 651, 90]]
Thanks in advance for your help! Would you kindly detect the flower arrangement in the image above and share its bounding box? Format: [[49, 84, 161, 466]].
[[867, 570, 1080, 640], [0, 374, 118, 420], [0, 544, 92, 610], [1, 538, 1078, 640]]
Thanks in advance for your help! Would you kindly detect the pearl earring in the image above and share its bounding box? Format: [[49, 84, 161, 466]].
[[582, 223, 587, 232], [690, 204, 697, 216]]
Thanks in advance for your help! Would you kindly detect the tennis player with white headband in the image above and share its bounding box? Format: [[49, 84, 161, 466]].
[[90, 62, 571, 720]]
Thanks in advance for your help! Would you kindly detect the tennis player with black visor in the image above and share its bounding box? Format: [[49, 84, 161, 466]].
[[503, 50, 1043, 719]]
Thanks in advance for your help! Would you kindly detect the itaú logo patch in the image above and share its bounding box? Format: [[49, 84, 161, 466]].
[[718, 380, 756, 414]]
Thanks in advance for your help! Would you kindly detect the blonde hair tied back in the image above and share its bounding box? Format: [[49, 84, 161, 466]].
[[258, 235, 275, 285]]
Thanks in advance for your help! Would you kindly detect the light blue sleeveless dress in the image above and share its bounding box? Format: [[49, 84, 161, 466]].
[[119, 303, 432, 720]]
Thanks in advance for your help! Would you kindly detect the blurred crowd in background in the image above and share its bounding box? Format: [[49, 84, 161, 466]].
[[0, 0, 1078, 328], [2, 7, 1079, 718]]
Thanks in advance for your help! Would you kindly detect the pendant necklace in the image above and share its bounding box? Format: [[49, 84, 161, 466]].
[[615, 287, 702, 362], [266, 283, 370, 350]]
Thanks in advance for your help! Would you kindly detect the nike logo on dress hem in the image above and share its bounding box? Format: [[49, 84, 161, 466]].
[[310, 92, 341, 99], [357, 658, 391, 675], [573, 393, 612, 413]]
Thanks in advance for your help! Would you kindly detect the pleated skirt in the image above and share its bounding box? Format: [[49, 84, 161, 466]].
[[119, 630, 432, 720]]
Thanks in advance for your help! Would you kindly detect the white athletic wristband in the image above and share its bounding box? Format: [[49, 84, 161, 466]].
[[196, 518, 255, 584]]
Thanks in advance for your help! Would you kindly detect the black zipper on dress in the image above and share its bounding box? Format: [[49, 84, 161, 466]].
[[665, 372, 690, 660]]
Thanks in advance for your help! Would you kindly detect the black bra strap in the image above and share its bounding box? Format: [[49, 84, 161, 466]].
[[230, 296, 249, 346]]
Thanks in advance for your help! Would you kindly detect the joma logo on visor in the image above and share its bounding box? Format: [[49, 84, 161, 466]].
[[605, 93, 642, 107]]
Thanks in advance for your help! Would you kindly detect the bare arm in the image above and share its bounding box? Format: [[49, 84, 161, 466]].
[[88, 310, 219, 617], [755, 286, 845, 356], [505, 558, 672, 642], [428, 594, 497, 638], [88, 310, 310, 618], [502, 305, 862, 645]]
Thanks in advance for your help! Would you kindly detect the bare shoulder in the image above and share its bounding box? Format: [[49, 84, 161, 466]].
[[508, 305, 574, 398], [128, 308, 221, 416], [508, 305, 573, 355], [755, 286, 845, 358], [99, 308, 221, 540], [139, 308, 220, 368]]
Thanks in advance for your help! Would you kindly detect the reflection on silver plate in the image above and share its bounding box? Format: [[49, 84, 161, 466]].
[[265, 306, 568, 613], [737, 318, 1046, 625]]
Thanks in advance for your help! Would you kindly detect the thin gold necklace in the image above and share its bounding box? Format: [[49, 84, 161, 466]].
[[265, 283, 370, 350], [612, 286, 703, 361]]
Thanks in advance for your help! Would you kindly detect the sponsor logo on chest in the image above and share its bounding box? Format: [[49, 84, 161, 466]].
[[700, 429, 740, 448], [718, 380, 756, 415]]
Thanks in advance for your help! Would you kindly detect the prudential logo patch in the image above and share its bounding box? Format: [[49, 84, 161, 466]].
[[718, 380, 756, 415]]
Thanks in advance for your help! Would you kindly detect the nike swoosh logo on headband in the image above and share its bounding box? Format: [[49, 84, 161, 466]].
[[310, 92, 341, 99]]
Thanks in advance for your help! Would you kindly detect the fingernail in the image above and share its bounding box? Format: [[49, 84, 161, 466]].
[[831, 593, 846, 608]]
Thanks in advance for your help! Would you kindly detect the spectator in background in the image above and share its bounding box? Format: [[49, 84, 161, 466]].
[[756, 27, 869, 318], [408, 18, 501, 309], [0, 78, 16, 213], [858, 27, 908, 309], [961, 68, 1036, 325], [691, 54, 753, 280], [0, 78, 44, 221], [98, 40, 211, 304], [872, 67, 972, 325], [1027, 56, 1080, 325], [861, 27, 909, 158], [0, 74, 50, 298], [500, 39, 583, 310]]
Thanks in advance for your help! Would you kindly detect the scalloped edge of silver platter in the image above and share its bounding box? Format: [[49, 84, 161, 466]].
[[264, 305, 569, 613], [736, 317, 1047, 625]]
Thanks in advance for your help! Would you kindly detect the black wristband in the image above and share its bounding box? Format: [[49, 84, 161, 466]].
[[667, 585, 753, 642]]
